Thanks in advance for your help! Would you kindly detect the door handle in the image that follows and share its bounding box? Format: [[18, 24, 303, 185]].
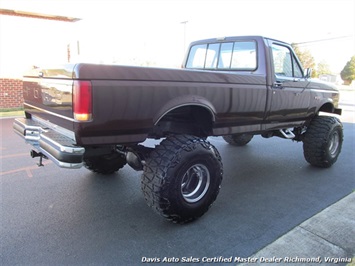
[[273, 81, 283, 88]]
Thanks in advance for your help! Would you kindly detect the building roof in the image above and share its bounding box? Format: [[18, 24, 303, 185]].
[[0, 8, 81, 22]]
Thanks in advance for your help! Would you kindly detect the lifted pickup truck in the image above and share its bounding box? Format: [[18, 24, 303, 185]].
[[14, 36, 343, 223]]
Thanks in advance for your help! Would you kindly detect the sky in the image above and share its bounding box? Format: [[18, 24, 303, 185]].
[[1, 0, 354, 77]]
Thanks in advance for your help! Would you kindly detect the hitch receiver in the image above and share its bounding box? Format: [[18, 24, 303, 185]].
[[30, 150, 48, 167]]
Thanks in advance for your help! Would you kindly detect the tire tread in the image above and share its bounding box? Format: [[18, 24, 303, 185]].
[[141, 135, 223, 223], [303, 116, 343, 168]]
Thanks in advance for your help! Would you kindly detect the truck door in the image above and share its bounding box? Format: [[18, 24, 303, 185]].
[[267, 42, 311, 122]]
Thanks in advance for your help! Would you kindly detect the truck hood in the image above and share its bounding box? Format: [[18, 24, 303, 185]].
[[307, 78, 339, 91]]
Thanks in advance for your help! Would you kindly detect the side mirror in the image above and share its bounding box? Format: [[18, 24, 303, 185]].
[[304, 68, 312, 79]]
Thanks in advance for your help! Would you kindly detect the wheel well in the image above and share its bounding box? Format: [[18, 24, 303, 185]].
[[150, 106, 214, 138], [318, 102, 335, 114]]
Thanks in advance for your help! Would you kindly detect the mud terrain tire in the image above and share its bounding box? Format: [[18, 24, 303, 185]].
[[303, 116, 343, 168], [141, 135, 223, 223]]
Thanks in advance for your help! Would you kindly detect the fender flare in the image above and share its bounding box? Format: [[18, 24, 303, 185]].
[[317, 101, 342, 115], [153, 95, 216, 125]]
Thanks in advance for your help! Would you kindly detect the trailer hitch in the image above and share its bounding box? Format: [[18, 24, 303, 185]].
[[30, 150, 48, 167]]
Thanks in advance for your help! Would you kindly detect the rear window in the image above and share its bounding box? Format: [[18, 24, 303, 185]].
[[186, 41, 257, 70]]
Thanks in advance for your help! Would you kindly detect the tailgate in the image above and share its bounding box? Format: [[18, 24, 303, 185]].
[[23, 65, 76, 130]]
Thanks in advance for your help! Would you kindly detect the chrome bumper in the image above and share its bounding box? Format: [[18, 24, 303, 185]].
[[13, 118, 84, 169]]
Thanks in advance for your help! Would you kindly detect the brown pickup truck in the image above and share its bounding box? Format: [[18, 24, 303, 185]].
[[14, 36, 343, 223]]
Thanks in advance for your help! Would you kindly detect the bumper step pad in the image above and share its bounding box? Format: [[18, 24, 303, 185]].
[[13, 118, 84, 169]]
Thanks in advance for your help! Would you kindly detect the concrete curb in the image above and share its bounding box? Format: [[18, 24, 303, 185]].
[[240, 192, 355, 265]]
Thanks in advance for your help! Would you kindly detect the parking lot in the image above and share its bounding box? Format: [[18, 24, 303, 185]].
[[1, 104, 354, 265]]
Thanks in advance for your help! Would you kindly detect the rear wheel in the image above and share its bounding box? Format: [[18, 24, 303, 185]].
[[141, 135, 223, 223], [223, 134, 253, 146], [303, 116, 343, 168], [84, 153, 127, 174]]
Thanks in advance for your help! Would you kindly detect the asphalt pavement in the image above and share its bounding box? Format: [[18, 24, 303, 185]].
[[1, 108, 354, 265]]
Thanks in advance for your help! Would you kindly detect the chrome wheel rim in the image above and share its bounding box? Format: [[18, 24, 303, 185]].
[[181, 164, 210, 203], [328, 131, 340, 157]]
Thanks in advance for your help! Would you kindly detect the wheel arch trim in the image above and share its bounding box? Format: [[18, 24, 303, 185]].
[[153, 97, 217, 125], [317, 101, 342, 115]]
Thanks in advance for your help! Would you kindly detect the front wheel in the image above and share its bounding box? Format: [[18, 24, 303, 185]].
[[303, 116, 343, 168], [141, 135, 223, 223]]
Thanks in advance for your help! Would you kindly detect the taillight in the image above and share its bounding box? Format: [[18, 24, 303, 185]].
[[73, 80, 92, 122]]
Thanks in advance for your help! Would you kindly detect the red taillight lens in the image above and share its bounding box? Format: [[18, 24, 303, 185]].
[[73, 80, 92, 122]]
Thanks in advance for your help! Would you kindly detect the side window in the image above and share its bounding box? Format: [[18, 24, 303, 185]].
[[186, 41, 257, 70], [272, 43, 303, 78]]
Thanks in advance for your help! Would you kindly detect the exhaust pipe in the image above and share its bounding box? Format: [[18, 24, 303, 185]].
[[126, 151, 144, 171], [125, 145, 154, 171]]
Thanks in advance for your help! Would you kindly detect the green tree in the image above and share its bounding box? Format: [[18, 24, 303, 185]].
[[317, 60, 332, 76], [291, 43, 316, 77], [340, 56, 355, 85]]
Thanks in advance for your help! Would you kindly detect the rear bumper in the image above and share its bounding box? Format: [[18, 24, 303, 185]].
[[13, 117, 84, 169]]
